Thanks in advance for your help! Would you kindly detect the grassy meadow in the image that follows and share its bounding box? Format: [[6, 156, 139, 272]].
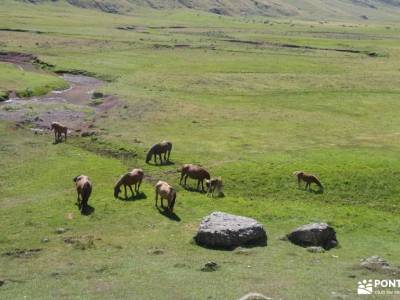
[[1, 1, 400, 299]]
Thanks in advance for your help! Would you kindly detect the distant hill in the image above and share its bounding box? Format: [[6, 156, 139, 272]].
[[21, 0, 400, 21]]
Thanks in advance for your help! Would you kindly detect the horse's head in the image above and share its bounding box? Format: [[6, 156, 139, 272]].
[[114, 185, 121, 198], [145, 150, 153, 163], [205, 179, 211, 189]]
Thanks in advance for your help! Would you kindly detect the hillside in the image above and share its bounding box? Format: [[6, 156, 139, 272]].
[[22, 0, 400, 20]]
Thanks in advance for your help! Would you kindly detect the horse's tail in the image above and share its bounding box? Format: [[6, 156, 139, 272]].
[[145, 149, 153, 163], [81, 182, 92, 211]]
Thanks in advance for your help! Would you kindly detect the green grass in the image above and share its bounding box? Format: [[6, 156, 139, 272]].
[[0, 62, 68, 98], [1, 1, 400, 299]]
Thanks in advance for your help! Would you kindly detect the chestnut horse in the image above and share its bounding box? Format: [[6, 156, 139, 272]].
[[146, 141, 172, 165], [155, 181, 176, 212], [73, 175, 92, 214], [293, 171, 323, 191], [114, 168, 144, 199], [179, 164, 210, 192], [51, 122, 68, 143]]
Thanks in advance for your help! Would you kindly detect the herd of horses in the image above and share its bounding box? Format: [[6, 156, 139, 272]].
[[51, 122, 323, 215]]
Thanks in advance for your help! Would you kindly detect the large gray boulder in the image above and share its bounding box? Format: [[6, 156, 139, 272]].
[[287, 223, 338, 250], [194, 212, 267, 249]]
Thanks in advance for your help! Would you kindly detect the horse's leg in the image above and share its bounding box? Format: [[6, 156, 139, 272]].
[[129, 185, 134, 198], [179, 172, 185, 185], [159, 154, 162, 165], [154, 154, 157, 165], [197, 180, 200, 191], [124, 185, 128, 199], [167, 150, 171, 161], [184, 175, 188, 186], [155, 190, 158, 207], [160, 197, 164, 208], [64, 130, 67, 142], [201, 180, 205, 192], [137, 181, 141, 193]]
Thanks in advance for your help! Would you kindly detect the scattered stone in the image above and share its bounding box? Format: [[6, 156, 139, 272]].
[[41, 238, 50, 243], [360, 256, 391, 271], [330, 291, 348, 299], [201, 261, 219, 272], [92, 91, 104, 99], [287, 223, 338, 250], [238, 292, 272, 300], [64, 236, 95, 250], [55, 227, 67, 234], [234, 247, 253, 255], [306, 246, 325, 253], [81, 131, 95, 137], [148, 248, 164, 255], [194, 212, 267, 249]]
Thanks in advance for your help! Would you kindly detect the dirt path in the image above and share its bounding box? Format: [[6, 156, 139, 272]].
[[0, 52, 120, 135]]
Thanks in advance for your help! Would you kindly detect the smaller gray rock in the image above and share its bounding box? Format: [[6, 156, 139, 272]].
[[148, 248, 164, 255], [360, 256, 390, 271], [307, 246, 325, 253], [238, 293, 272, 300], [41, 238, 50, 243], [55, 228, 67, 234], [287, 223, 338, 250]]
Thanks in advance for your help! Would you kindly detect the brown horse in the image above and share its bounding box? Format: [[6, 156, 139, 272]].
[[155, 181, 176, 212], [293, 171, 323, 191], [114, 168, 144, 199], [73, 175, 92, 214], [51, 122, 68, 143], [146, 141, 172, 165], [179, 164, 210, 192]]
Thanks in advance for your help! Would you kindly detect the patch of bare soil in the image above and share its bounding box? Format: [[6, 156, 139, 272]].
[[63, 235, 99, 250], [0, 53, 122, 135], [2, 248, 42, 258]]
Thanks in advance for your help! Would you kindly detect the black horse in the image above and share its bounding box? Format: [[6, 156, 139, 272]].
[[146, 141, 172, 165]]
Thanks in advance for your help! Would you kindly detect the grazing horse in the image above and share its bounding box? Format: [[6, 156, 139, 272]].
[[205, 177, 224, 197], [73, 175, 92, 214], [155, 181, 176, 213], [51, 122, 68, 143], [179, 164, 210, 192], [293, 171, 323, 191], [146, 141, 172, 165], [114, 168, 144, 199]]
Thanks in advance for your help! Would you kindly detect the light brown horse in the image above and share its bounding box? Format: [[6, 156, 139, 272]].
[[293, 171, 323, 191], [146, 141, 172, 165], [155, 181, 176, 212], [179, 164, 210, 192], [114, 168, 144, 199], [206, 177, 223, 197], [51, 122, 68, 143], [73, 175, 92, 214]]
